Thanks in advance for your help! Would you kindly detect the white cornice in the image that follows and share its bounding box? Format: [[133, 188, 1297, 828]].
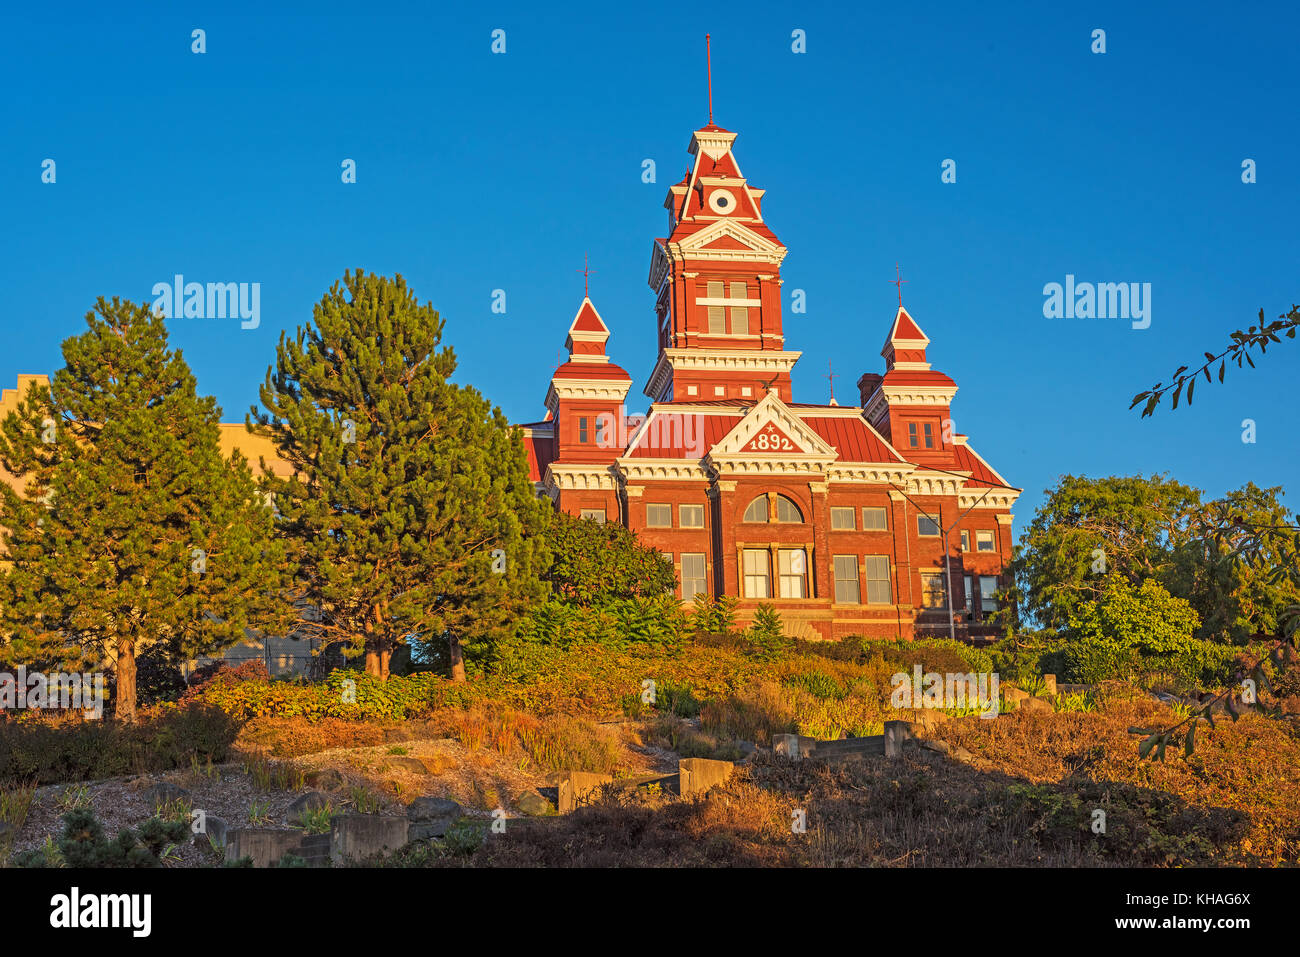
[[545, 463, 621, 491], [615, 459, 712, 482], [643, 348, 801, 401]]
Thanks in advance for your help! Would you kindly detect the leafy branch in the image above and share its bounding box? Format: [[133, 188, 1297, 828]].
[[1130, 305, 1299, 417]]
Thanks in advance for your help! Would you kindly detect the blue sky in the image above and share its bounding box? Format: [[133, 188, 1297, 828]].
[[1, 1, 1296, 530]]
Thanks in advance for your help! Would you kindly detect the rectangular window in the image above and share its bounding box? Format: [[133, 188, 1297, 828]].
[[679, 504, 705, 528], [578, 417, 589, 443], [920, 571, 948, 609], [923, 422, 934, 448], [964, 575, 974, 614], [706, 280, 725, 299], [579, 509, 605, 524], [730, 306, 749, 335], [960, 530, 970, 551], [862, 507, 888, 530], [681, 553, 707, 601], [708, 305, 726, 333], [917, 515, 940, 536], [729, 281, 747, 299], [980, 576, 999, 614], [777, 548, 807, 598], [908, 422, 918, 447], [976, 530, 996, 552], [646, 504, 672, 528], [833, 555, 860, 604], [830, 507, 855, 530], [742, 549, 770, 598], [864, 555, 891, 604]]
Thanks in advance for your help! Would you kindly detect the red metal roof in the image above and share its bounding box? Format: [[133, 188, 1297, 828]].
[[800, 416, 905, 463], [625, 412, 741, 458], [570, 299, 607, 333], [552, 361, 631, 381]]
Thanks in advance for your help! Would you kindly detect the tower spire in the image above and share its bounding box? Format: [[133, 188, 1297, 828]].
[[706, 34, 713, 124]]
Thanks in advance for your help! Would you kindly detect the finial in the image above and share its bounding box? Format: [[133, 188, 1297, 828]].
[[706, 34, 714, 124], [576, 252, 596, 297], [890, 263, 908, 307]]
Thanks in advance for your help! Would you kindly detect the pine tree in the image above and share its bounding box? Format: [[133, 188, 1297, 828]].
[[250, 270, 550, 681], [0, 298, 292, 720]]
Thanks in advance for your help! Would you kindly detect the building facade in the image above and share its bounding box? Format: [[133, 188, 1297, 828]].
[[520, 119, 1020, 642]]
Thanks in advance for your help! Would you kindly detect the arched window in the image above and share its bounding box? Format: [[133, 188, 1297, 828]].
[[774, 496, 803, 523], [742, 494, 804, 523]]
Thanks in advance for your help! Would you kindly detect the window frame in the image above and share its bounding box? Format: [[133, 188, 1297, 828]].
[[862, 507, 888, 531], [777, 548, 808, 598], [976, 530, 996, 553], [579, 508, 606, 524], [917, 514, 941, 537], [833, 555, 861, 604], [919, 571, 948, 609], [830, 507, 855, 530], [980, 575, 999, 614], [681, 553, 707, 601], [742, 548, 771, 598], [645, 504, 672, 528], [864, 555, 891, 605], [679, 504, 705, 529]]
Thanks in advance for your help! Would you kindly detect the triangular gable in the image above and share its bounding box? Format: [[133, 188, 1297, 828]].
[[676, 218, 784, 258], [737, 421, 805, 455], [709, 391, 838, 462]]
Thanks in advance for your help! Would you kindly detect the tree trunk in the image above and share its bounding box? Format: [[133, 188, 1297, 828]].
[[364, 641, 392, 680], [115, 635, 137, 723], [448, 635, 466, 683]]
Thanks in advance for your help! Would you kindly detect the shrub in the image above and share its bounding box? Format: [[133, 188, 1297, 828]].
[[782, 670, 846, 700], [746, 605, 791, 661], [654, 680, 701, 718], [14, 808, 187, 868]]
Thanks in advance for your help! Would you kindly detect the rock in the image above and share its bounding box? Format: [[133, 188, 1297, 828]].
[[407, 797, 462, 821], [514, 789, 554, 817], [194, 814, 229, 849], [305, 769, 345, 791], [735, 741, 756, 759], [1041, 674, 1058, 695], [144, 782, 190, 807], [1002, 687, 1030, 707], [1021, 696, 1054, 714], [226, 827, 309, 868], [286, 791, 333, 819], [385, 757, 428, 775]]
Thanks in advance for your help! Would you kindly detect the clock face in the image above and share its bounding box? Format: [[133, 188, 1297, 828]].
[[708, 188, 736, 214]]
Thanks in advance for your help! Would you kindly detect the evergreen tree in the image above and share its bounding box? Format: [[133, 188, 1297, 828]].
[[0, 298, 291, 720], [250, 270, 549, 681]]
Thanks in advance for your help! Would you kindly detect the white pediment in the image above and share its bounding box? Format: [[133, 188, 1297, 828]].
[[707, 391, 837, 472]]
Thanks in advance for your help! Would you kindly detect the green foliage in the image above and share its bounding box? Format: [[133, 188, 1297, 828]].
[[0, 297, 292, 718], [861, 637, 994, 677], [654, 680, 701, 718], [745, 605, 791, 661], [690, 594, 739, 637], [541, 509, 676, 605], [1012, 474, 1299, 645], [1131, 304, 1299, 417], [782, 669, 846, 700], [250, 270, 551, 678], [15, 808, 187, 868]]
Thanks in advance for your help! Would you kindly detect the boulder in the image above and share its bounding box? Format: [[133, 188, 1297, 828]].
[[226, 827, 308, 868], [144, 782, 190, 807], [556, 772, 612, 813], [407, 796, 462, 821], [514, 789, 555, 817], [286, 791, 333, 819], [194, 814, 229, 849], [305, 768, 345, 791], [1020, 696, 1054, 714], [385, 757, 429, 775]]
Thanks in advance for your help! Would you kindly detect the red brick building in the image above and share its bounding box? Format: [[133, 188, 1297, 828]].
[[520, 118, 1019, 641]]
